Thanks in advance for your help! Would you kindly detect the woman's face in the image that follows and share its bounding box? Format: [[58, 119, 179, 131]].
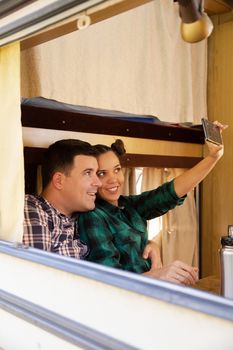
[[97, 151, 124, 206]]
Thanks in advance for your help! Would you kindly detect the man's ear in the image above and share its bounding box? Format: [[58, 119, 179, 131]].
[[52, 172, 64, 190]]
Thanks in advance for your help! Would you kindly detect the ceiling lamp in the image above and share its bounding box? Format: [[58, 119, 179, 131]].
[[174, 0, 213, 43]]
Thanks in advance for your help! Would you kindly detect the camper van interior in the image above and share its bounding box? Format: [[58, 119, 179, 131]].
[[1, 0, 233, 349]]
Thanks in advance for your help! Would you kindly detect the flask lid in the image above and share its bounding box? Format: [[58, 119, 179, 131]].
[[221, 236, 233, 246], [221, 225, 233, 246]]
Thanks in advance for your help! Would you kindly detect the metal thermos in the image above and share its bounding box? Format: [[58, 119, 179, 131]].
[[220, 225, 233, 299]]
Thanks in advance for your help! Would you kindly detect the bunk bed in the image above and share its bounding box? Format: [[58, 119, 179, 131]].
[[21, 96, 204, 193]]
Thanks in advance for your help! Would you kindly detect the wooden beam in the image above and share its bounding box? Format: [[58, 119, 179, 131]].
[[120, 153, 202, 168], [204, 0, 232, 15], [21, 104, 205, 144], [24, 146, 202, 167]]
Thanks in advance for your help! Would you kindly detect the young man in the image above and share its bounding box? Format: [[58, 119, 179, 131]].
[[23, 139, 101, 258]]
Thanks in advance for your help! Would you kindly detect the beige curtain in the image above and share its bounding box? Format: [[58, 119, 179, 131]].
[[21, 0, 207, 124], [122, 168, 137, 196], [0, 42, 24, 242], [141, 167, 198, 267]]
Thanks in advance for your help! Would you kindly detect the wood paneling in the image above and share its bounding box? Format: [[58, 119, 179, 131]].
[[205, 0, 232, 15], [202, 14, 233, 277]]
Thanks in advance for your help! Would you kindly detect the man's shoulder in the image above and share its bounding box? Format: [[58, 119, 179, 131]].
[[25, 194, 42, 206], [24, 194, 50, 213], [25, 194, 38, 202]]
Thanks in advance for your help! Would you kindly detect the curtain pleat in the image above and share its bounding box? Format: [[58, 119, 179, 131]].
[[122, 168, 137, 196]]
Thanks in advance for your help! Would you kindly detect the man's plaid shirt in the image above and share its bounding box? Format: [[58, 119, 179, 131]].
[[23, 195, 88, 259]]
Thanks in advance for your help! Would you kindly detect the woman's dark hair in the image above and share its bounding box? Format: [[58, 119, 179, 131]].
[[94, 139, 126, 159], [42, 139, 97, 189]]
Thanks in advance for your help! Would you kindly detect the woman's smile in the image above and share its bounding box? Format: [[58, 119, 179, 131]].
[[97, 151, 124, 206]]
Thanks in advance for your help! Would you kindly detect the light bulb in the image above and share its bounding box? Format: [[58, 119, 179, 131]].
[[181, 12, 213, 43], [175, 0, 214, 43]]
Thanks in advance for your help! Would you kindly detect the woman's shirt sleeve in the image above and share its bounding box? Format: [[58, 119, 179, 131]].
[[124, 179, 186, 220]]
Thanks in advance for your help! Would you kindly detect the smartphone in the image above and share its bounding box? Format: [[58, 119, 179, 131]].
[[201, 118, 222, 146]]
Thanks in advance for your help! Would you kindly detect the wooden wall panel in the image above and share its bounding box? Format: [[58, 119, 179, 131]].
[[205, 0, 232, 15], [202, 15, 233, 277]]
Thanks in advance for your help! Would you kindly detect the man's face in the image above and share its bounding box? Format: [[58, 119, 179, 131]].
[[60, 155, 101, 215]]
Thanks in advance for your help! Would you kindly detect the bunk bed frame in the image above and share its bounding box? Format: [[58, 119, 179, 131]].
[[21, 99, 204, 193]]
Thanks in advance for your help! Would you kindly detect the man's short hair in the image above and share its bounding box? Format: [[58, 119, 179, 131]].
[[42, 139, 97, 189]]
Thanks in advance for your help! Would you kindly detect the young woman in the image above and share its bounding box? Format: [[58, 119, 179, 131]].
[[79, 122, 226, 285]]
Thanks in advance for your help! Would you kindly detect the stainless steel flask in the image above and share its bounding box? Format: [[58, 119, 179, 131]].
[[220, 225, 233, 299]]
